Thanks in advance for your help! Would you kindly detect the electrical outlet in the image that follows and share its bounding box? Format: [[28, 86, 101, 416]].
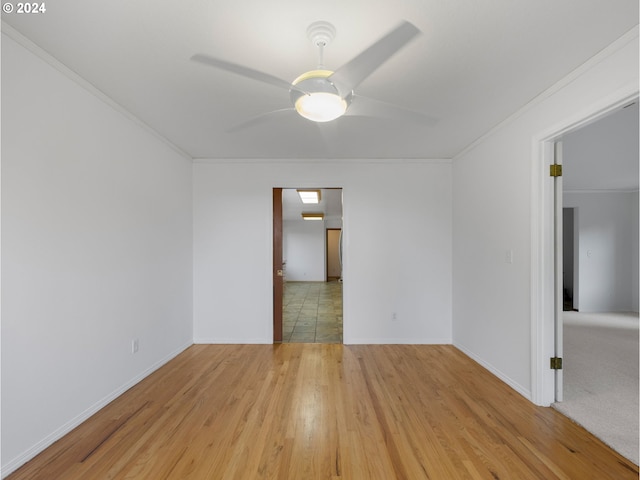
[[131, 339, 139, 354], [505, 249, 513, 264]]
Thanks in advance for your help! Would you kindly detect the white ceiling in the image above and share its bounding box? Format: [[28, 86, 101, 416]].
[[3, 1, 638, 160]]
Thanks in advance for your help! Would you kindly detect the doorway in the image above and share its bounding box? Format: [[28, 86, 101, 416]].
[[552, 104, 640, 463], [531, 92, 638, 406], [273, 188, 344, 343]]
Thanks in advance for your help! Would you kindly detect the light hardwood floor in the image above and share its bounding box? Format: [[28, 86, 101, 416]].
[[8, 344, 638, 479]]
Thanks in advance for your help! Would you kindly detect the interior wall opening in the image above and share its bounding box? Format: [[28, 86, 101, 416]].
[[276, 188, 344, 344], [532, 92, 638, 408]]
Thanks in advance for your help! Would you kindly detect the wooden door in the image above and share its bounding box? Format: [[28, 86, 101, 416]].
[[273, 188, 283, 343]]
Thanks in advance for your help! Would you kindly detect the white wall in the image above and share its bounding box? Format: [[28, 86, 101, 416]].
[[283, 219, 326, 281], [452, 30, 638, 401], [561, 102, 639, 192], [564, 192, 639, 312], [1, 35, 194, 474], [193, 160, 452, 344]]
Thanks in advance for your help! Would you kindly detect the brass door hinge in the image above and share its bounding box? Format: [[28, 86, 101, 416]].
[[550, 357, 563, 370], [550, 164, 563, 177]]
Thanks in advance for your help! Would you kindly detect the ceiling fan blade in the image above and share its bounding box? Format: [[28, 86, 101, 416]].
[[345, 95, 437, 126], [226, 107, 297, 133], [191, 54, 305, 94], [329, 21, 420, 96]]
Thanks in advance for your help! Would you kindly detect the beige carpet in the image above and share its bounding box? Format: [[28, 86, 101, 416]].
[[552, 311, 639, 465]]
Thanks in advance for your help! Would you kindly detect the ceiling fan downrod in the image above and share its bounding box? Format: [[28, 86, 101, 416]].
[[307, 21, 335, 69]]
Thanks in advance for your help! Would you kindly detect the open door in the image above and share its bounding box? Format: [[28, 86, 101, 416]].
[[273, 188, 283, 343], [553, 141, 564, 401]]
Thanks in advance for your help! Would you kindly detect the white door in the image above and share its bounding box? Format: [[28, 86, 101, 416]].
[[554, 141, 564, 401]]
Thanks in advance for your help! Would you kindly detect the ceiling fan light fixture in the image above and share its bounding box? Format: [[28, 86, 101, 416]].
[[290, 69, 351, 123], [295, 93, 347, 122]]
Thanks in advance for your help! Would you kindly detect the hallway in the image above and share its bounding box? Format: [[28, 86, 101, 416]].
[[282, 281, 343, 343]]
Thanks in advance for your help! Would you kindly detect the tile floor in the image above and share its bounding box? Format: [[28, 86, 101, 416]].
[[282, 281, 343, 343]]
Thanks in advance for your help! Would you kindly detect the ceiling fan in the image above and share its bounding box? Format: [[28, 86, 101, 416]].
[[191, 20, 436, 132]]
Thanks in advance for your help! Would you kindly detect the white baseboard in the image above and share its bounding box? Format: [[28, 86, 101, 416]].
[[1, 342, 193, 478], [193, 337, 271, 344], [193, 338, 453, 345], [344, 338, 452, 345], [453, 342, 532, 401]]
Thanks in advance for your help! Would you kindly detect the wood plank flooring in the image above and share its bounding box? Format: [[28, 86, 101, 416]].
[[8, 344, 638, 479]]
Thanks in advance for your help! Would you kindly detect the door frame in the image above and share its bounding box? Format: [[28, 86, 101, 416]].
[[530, 91, 638, 406]]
